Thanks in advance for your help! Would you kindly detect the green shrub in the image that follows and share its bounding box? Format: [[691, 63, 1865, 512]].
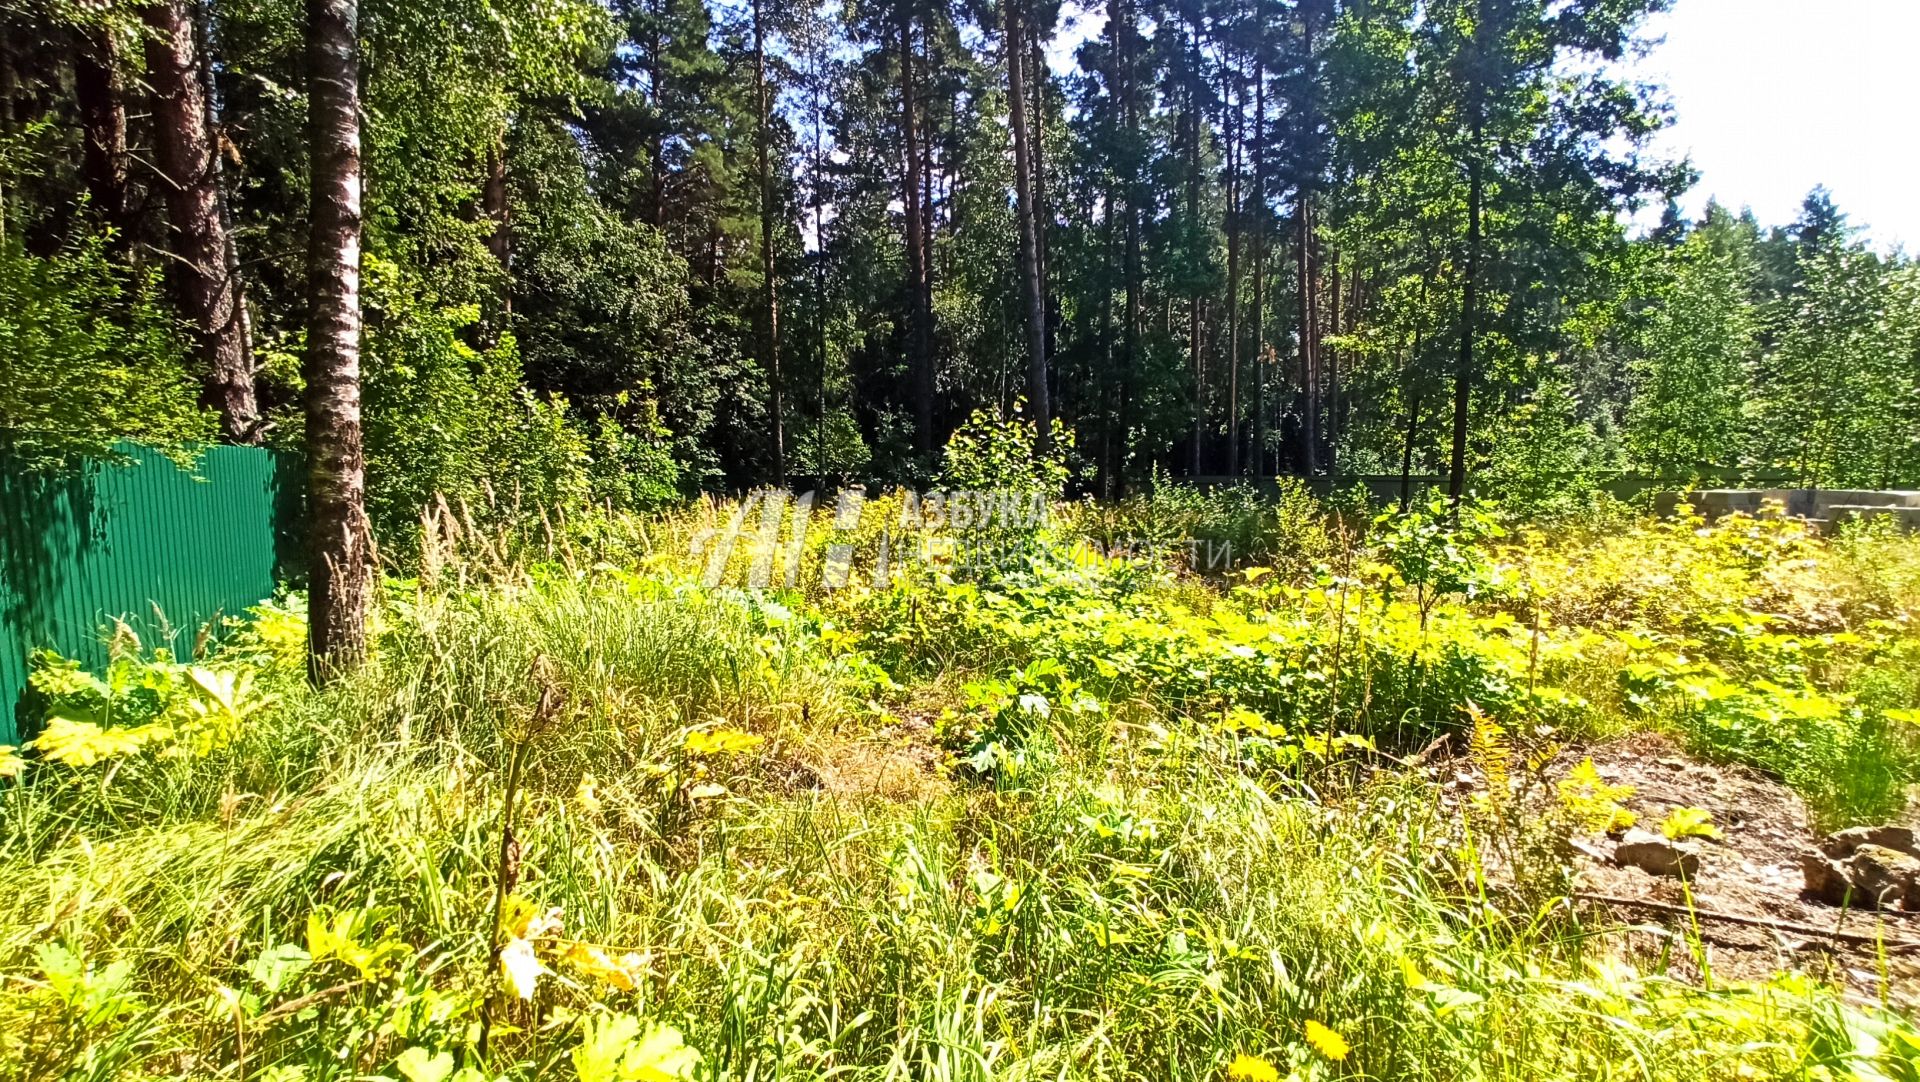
[[331, 256, 593, 548], [0, 234, 213, 471], [940, 401, 1072, 499], [1076, 471, 1333, 574]]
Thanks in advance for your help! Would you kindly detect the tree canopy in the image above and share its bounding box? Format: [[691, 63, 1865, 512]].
[[2, 0, 1917, 529]]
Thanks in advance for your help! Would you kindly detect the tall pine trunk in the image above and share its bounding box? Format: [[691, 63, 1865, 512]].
[[1449, 124, 1483, 505], [1250, 25, 1267, 477], [1029, 33, 1049, 341], [1295, 199, 1317, 475], [647, 0, 666, 227], [1183, 48, 1202, 476], [1005, 1, 1049, 451], [811, 62, 831, 480], [1096, 192, 1116, 498], [1117, 0, 1142, 490], [1327, 249, 1340, 474], [899, 11, 934, 453], [1293, 3, 1327, 478], [305, 0, 370, 681], [144, 0, 259, 442], [754, 0, 784, 479], [1224, 69, 1241, 476]]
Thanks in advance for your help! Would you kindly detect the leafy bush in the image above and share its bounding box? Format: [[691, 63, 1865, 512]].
[[334, 257, 594, 547], [0, 234, 214, 471], [940, 401, 1072, 499], [586, 406, 682, 511], [1073, 471, 1333, 574], [1476, 374, 1610, 520], [1373, 494, 1507, 625]]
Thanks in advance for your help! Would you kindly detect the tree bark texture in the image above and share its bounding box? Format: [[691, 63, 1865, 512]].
[[899, 11, 935, 453], [73, 25, 128, 237], [1449, 129, 1483, 505], [305, 0, 370, 681], [754, 0, 784, 479], [143, 0, 260, 442]]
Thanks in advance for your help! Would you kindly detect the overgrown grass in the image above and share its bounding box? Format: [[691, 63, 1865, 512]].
[[4, 494, 1920, 1080]]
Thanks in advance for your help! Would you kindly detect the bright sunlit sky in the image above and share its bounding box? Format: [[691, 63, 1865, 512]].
[[1630, 0, 1917, 251]]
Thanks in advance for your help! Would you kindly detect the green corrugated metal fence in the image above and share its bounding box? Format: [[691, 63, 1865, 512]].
[[0, 443, 283, 745]]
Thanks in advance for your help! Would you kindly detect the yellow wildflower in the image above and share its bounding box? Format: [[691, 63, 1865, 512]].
[[1303, 1020, 1349, 1061], [1226, 1053, 1280, 1082]]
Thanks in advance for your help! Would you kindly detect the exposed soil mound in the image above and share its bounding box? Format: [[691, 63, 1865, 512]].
[[1557, 733, 1920, 1003]]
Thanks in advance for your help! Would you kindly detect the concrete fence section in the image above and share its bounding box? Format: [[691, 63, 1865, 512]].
[[1653, 489, 1920, 532]]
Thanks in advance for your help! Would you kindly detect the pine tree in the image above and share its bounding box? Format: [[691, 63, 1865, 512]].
[[1005, 0, 1049, 450], [143, 0, 259, 441]]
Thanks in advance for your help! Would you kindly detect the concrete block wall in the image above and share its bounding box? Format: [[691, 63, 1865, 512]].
[[1657, 488, 1920, 533]]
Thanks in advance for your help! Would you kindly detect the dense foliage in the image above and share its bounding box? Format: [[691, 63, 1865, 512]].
[[4, 1, 1917, 523], [0, 235, 213, 470]]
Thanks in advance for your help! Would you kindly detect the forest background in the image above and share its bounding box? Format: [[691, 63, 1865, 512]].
[[4, 0, 1919, 542]]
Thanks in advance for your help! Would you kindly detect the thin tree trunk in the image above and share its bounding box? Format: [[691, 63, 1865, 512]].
[[754, 0, 784, 480], [1293, 6, 1318, 477], [1295, 199, 1317, 475], [73, 25, 128, 239], [811, 55, 830, 480], [1327, 248, 1340, 474], [1250, 25, 1267, 476], [1118, 0, 1142, 486], [483, 129, 510, 308], [899, 12, 934, 453], [1400, 384, 1421, 512], [1184, 45, 1202, 476], [1449, 125, 1483, 505], [195, 0, 256, 381], [1225, 65, 1242, 476], [920, 57, 936, 308], [305, 0, 370, 681], [1005, 0, 1049, 451], [0, 27, 13, 242], [1029, 32, 1049, 346], [479, 128, 511, 352], [648, 0, 666, 227], [144, 0, 259, 442], [1190, 296, 1204, 474], [1402, 265, 1436, 510], [1097, 190, 1116, 498]]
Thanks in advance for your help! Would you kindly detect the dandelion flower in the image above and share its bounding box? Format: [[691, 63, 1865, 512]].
[[1226, 1053, 1280, 1082], [1303, 1020, 1350, 1062]]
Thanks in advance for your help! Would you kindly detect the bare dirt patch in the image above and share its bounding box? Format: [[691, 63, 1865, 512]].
[[1555, 733, 1920, 1003], [774, 708, 950, 803], [812, 733, 947, 801]]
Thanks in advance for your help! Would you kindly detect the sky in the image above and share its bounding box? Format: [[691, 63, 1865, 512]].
[[1631, 0, 1917, 251]]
